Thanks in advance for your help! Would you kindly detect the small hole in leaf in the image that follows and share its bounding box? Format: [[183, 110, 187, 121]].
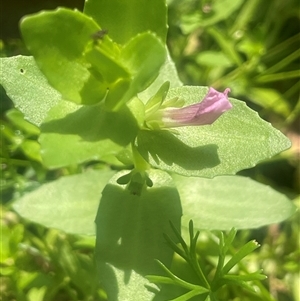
[[20, 68, 25, 74]]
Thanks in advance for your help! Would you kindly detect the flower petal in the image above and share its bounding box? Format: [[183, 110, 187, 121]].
[[162, 87, 232, 127]]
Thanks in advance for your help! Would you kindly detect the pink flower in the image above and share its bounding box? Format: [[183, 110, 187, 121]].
[[162, 88, 232, 127]]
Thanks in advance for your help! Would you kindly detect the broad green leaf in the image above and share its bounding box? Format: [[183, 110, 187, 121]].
[[0, 56, 60, 126], [105, 32, 166, 110], [181, 0, 244, 33], [12, 169, 116, 235], [121, 33, 166, 91], [84, 43, 130, 84], [97, 263, 159, 301], [20, 7, 167, 108], [138, 52, 182, 102], [84, 0, 168, 44], [95, 169, 182, 275], [20, 8, 107, 105], [39, 97, 142, 168], [172, 174, 296, 230], [136, 86, 291, 177]]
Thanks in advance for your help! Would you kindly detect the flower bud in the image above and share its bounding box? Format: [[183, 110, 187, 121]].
[[161, 88, 232, 127]]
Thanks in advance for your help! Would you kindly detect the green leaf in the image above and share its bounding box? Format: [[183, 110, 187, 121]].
[[172, 174, 296, 230], [84, 43, 130, 84], [20, 8, 107, 105], [136, 86, 291, 177], [105, 32, 167, 111], [95, 169, 182, 275], [12, 169, 116, 235], [20, 7, 167, 109], [39, 97, 142, 168], [0, 56, 61, 126], [138, 51, 182, 101], [222, 240, 260, 274], [222, 271, 267, 282], [146, 275, 178, 285], [83, 0, 168, 44], [147, 261, 208, 293], [222, 228, 237, 254], [97, 262, 159, 301], [169, 290, 209, 301]]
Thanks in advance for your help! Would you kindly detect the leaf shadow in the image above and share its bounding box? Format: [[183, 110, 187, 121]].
[[41, 102, 139, 146], [95, 181, 182, 278], [137, 130, 220, 171]]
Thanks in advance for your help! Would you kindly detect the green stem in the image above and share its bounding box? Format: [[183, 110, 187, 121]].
[[190, 252, 211, 289], [131, 141, 150, 172], [188, 225, 210, 289]]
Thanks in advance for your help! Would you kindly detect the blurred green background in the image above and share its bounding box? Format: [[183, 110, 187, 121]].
[[1, 0, 299, 300]]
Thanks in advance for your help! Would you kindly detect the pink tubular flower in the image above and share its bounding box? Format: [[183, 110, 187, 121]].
[[162, 87, 232, 127]]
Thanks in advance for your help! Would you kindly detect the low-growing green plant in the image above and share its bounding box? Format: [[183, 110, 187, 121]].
[[0, 0, 297, 300]]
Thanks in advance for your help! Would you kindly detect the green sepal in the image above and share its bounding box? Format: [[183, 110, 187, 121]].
[[145, 81, 170, 114], [116, 172, 132, 185], [116, 170, 154, 196]]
